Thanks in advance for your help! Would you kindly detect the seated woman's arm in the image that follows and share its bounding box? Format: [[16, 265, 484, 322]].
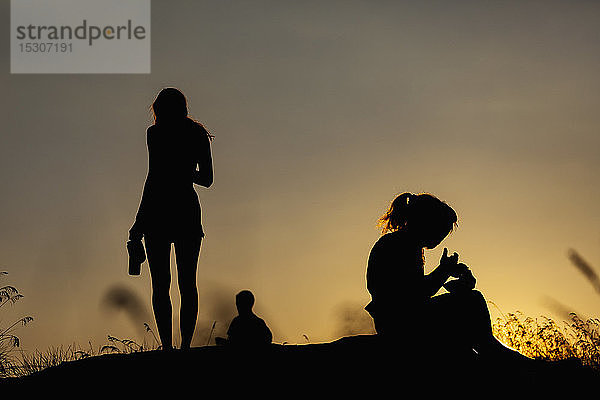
[[423, 266, 451, 298], [423, 249, 470, 298]]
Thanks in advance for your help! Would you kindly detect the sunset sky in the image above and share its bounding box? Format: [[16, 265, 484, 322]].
[[1, 0, 599, 351]]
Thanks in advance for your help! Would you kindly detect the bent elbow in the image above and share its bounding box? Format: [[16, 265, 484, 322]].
[[193, 169, 213, 188], [202, 174, 213, 188], [198, 177, 213, 188]]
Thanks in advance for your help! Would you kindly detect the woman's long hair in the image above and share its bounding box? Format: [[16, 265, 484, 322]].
[[378, 192, 458, 234], [150, 87, 214, 140]]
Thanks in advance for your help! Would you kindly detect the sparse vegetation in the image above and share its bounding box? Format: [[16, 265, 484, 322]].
[[10, 343, 93, 377], [0, 310, 597, 379], [1, 323, 161, 378], [0, 272, 34, 378], [492, 311, 600, 369], [488, 248, 600, 370], [101, 324, 160, 355]]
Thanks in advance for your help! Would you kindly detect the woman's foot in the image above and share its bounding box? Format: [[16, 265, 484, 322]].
[[161, 344, 174, 352], [477, 337, 548, 375]]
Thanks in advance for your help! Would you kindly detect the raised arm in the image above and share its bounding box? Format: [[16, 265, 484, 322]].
[[192, 126, 213, 188], [423, 264, 451, 298], [423, 248, 470, 298]]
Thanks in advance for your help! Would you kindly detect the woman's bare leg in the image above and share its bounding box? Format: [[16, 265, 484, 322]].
[[429, 290, 533, 362], [145, 234, 173, 350], [174, 233, 202, 350]]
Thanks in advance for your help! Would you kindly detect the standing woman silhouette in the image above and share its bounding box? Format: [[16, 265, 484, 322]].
[[129, 87, 214, 350]]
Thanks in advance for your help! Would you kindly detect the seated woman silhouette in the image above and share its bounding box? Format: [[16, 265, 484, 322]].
[[365, 192, 528, 361], [128, 87, 214, 351]]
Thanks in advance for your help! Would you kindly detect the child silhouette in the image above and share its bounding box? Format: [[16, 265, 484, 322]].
[[219, 290, 272, 347]]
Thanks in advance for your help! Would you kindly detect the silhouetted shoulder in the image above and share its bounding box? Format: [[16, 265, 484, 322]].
[[369, 231, 412, 256], [193, 122, 210, 142], [368, 232, 399, 274], [147, 124, 158, 135], [180, 119, 206, 144], [367, 230, 423, 294], [146, 125, 157, 145], [227, 314, 272, 345]]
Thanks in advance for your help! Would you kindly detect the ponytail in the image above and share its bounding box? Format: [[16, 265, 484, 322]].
[[377, 192, 458, 234], [377, 192, 414, 233]]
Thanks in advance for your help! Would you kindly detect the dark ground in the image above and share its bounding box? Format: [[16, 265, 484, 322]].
[[2, 335, 597, 396]]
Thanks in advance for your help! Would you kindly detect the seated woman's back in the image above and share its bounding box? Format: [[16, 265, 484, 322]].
[[365, 230, 426, 326]]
